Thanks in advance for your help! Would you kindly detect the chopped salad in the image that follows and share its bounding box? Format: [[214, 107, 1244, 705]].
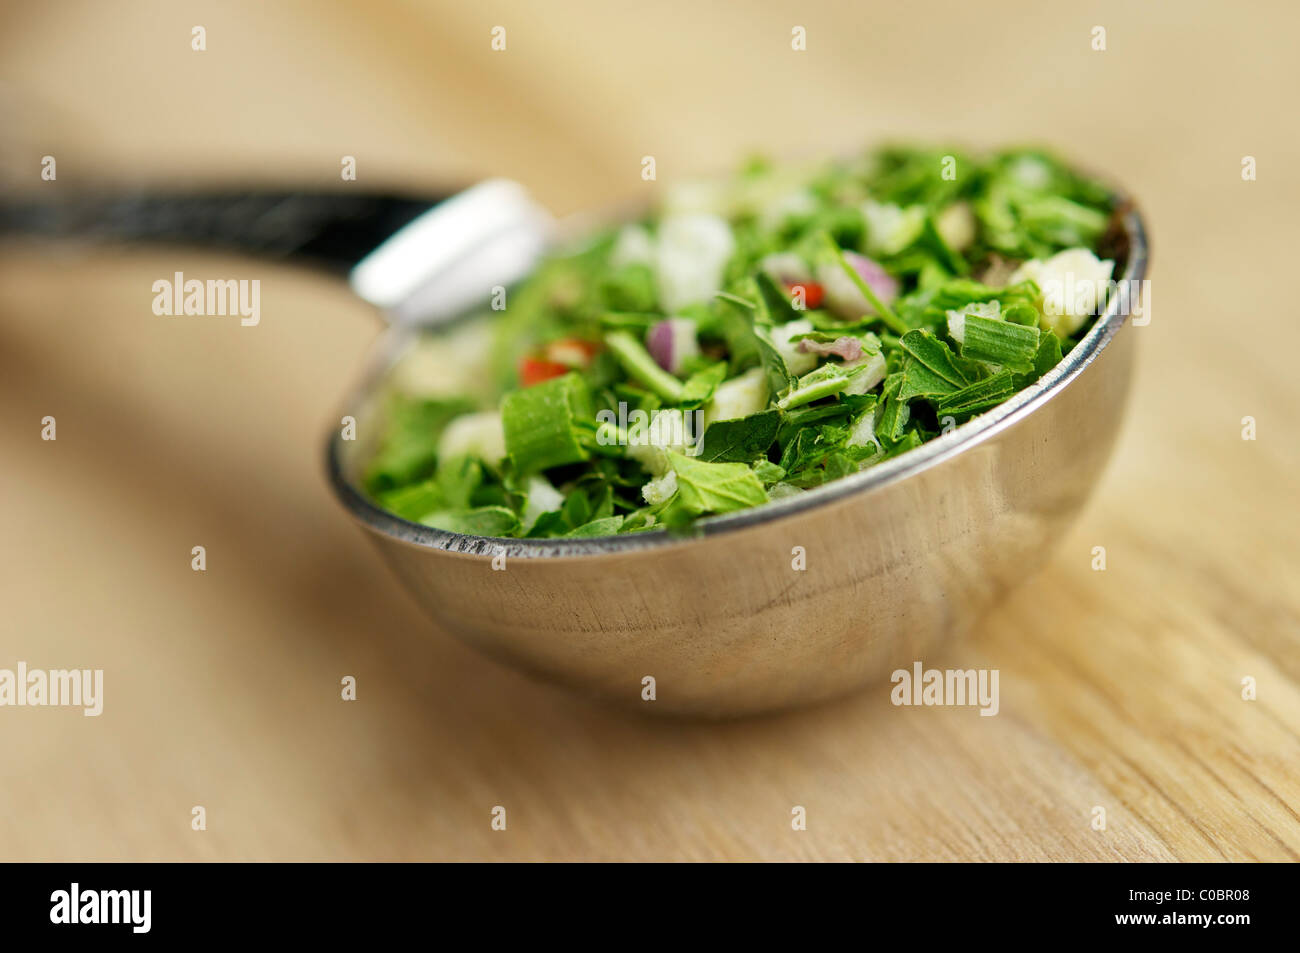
[[362, 146, 1124, 539]]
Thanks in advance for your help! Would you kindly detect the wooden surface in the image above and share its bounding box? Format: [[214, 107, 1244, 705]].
[[1, 0, 1298, 861]]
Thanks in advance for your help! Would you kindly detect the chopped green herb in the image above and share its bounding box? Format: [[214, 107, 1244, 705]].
[[603, 330, 686, 402], [698, 409, 782, 463], [421, 506, 522, 537], [502, 372, 591, 473], [898, 330, 970, 390], [937, 370, 1020, 418], [960, 315, 1041, 372], [778, 362, 867, 410], [662, 450, 768, 525], [362, 145, 1121, 537]]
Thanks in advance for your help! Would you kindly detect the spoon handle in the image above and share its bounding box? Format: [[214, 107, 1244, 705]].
[[0, 189, 447, 274]]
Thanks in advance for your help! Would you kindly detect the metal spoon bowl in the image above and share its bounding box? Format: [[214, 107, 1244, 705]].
[[327, 196, 1148, 717]]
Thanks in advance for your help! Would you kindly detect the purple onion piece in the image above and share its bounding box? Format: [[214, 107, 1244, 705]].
[[646, 317, 699, 375], [796, 336, 863, 362], [847, 252, 899, 302], [647, 320, 674, 371], [819, 251, 900, 319]]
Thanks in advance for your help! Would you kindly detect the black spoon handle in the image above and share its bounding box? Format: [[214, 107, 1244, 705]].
[[0, 190, 451, 274]]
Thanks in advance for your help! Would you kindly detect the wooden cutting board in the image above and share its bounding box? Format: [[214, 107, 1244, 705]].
[[1, 0, 1297, 861]]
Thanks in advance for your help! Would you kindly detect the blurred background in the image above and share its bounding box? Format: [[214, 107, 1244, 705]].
[[1, 0, 1297, 861]]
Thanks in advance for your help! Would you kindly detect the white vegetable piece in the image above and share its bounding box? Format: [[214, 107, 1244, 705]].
[[628, 409, 693, 505], [520, 475, 565, 531], [759, 251, 813, 284], [768, 319, 818, 375], [1010, 248, 1114, 337], [626, 408, 691, 477], [841, 350, 887, 395], [391, 322, 496, 401], [758, 189, 817, 232], [438, 410, 506, 466], [609, 225, 655, 268], [767, 482, 804, 501], [654, 213, 735, 312], [935, 201, 976, 252], [846, 406, 881, 452], [862, 200, 927, 257], [640, 469, 679, 506], [815, 251, 898, 320], [1007, 155, 1052, 189], [703, 367, 769, 429]]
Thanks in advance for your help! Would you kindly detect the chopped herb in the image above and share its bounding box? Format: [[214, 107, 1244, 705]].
[[777, 362, 867, 410], [421, 506, 521, 537], [502, 372, 591, 472], [362, 145, 1121, 537], [754, 271, 802, 325], [698, 409, 782, 462], [898, 330, 970, 389], [662, 450, 768, 525], [679, 362, 728, 408], [937, 370, 1020, 418], [603, 330, 686, 402], [876, 374, 912, 443], [960, 315, 1040, 372]]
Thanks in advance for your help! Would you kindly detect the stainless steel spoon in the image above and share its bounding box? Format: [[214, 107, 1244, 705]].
[[327, 182, 1149, 718]]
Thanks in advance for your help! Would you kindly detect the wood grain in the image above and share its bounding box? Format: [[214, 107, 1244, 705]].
[[1, 0, 1297, 861]]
